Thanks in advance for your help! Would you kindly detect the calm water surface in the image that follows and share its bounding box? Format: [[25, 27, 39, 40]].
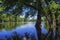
[[0, 22, 47, 40]]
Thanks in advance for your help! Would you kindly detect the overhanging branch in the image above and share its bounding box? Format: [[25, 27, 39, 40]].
[[23, 2, 38, 10]]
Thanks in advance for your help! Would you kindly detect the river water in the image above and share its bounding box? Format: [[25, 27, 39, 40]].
[[0, 22, 47, 40]]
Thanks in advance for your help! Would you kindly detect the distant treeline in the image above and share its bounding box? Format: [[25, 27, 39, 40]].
[[0, 14, 36, 22], [0, 14, 24, 22]]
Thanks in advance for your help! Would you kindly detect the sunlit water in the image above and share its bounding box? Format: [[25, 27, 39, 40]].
[[0, 22, 47, 40]]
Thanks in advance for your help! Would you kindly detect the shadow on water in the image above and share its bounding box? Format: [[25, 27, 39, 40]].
[[0, 22, 50, 40]]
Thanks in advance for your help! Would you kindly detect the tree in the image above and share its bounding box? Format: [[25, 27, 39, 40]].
[[44, 0, 60, 40]]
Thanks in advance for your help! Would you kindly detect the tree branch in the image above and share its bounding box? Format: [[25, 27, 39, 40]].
[[23, 2, 38, 10]]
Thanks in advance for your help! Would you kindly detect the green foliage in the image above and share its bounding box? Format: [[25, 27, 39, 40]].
[[49, 1, 58, 9], [0, 14, 24, 22], [44, 1, 60, 14], [0, 7, 3, 11], [17, 16, 24, 22], [44, 0, 60, 31]]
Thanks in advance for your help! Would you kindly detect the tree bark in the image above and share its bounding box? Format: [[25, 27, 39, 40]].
[[35, 0, 42, 40], [35, 13, 42, 40]]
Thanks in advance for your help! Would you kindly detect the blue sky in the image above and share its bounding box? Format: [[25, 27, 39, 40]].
[[20, 8, 37, 19], [8, 6, 37, 19]]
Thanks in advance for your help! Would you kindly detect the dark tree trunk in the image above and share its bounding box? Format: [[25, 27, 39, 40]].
[[35, 0, 42, 40], [35, 13, 42, 40]]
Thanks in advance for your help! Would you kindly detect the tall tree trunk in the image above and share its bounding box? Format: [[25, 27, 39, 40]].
[[35, 0, 42, 40], [44, 10, 55, 40], [47, 11, 53, 40], [48, 11, 56, 40], [44, 0, 57, 40], [35, 13, 42, 40]]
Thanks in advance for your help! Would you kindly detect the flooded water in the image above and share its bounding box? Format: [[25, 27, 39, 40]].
[[0, 22, 47, 40]]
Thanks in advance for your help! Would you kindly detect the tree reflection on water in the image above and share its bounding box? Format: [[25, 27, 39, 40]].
[[0, 22, 24, 30]]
